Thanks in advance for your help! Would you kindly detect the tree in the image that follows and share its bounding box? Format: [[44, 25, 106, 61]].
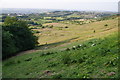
[[2, 30, 18, 58], [2, 17, 38, 59]]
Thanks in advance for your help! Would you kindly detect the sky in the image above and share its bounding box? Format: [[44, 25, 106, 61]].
[[1, 0, 119, 12]]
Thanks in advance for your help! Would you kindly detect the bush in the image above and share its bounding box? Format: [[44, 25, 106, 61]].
[[66, 48, 70, 51], [65, 26, 68, 28], [104, 24, 108, 26], [42, 26, 45, 28]]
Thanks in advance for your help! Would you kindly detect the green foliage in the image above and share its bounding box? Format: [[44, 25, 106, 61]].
[[2, 30, 18, 58], [2, 16, 38, 59]]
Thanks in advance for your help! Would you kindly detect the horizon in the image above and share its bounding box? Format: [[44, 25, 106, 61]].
[[1, 0, 119, 12], [1, 7, 118, 13]]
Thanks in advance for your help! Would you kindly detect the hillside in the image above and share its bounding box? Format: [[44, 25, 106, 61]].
[[2, 16, 118, 78], [33, 17, 118, 50], [3, 33, 118, 78]]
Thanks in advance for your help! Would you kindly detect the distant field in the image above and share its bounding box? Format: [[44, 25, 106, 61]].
[[34, 18, 117, 46]]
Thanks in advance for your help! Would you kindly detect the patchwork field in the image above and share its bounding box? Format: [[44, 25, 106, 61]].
[[35, 18, 117, 46]]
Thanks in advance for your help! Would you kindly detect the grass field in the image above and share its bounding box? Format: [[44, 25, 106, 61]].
[[35, 17, 117, 46], [2, 17, 118, 78]]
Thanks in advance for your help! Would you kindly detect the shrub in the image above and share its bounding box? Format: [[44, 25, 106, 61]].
[[104, 24, 108, 26], [42, 26, 45, 28], [65, 26, 68, 28], [66, 48, 70, 51], [72, 46, 76, 50]]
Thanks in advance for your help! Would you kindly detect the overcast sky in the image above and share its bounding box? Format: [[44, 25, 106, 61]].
[[1, 0, 119, 12]]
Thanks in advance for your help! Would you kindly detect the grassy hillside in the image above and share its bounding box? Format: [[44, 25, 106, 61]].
[[2, 33, 118, 78], [2, 16, 118, 78]]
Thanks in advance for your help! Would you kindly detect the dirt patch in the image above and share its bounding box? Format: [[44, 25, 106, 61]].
[[14, 49, 41, 57]]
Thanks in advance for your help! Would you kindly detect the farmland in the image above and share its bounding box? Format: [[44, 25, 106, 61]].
[[2, 10, 119, 78]]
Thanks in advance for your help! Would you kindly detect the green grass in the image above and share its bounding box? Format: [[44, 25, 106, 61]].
[[3, 33, 118, 78]]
